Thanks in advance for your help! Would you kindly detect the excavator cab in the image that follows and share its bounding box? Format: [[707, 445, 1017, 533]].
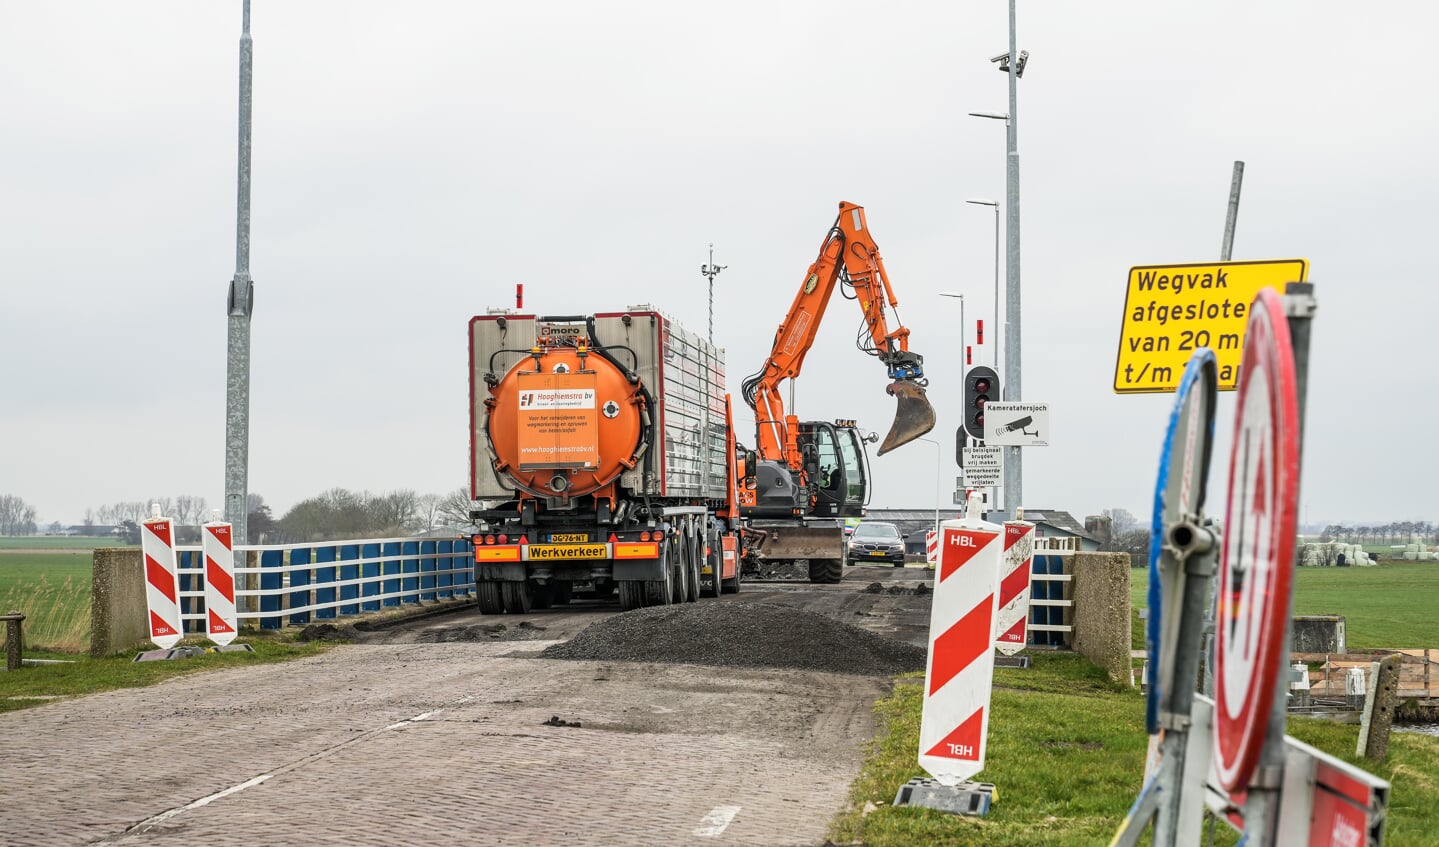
[[802, 420, 872, 518]]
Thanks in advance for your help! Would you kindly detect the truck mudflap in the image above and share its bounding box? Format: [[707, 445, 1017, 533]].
[[748, 524, 845, 561]]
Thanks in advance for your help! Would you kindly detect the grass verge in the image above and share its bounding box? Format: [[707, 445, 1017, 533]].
[[831, 652, 1439, 846], [0, 637, 330, 714]]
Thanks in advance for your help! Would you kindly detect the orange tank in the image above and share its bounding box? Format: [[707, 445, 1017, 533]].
[[484, 343, 646, 501]]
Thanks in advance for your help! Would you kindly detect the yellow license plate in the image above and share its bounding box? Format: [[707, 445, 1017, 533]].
[[550, 533, 588, 543], [528, 544, 607, 560]]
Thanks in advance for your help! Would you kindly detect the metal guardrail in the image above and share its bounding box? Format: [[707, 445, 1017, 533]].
[[1030, 537, 1077, 647], [174, 537, 474, 631]]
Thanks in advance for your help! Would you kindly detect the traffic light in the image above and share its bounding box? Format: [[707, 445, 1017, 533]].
[[963, 366, 999, 440]]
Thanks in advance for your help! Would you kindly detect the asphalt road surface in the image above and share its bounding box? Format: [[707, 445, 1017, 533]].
[[0, 565, 934, 847]]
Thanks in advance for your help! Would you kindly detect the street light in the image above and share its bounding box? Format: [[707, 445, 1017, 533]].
[[915, 437, 942, 543], [699, 243, 726, 344], [965, 199, 1000, 370], [939, 292, 965, 367], [968, 0, 1026, 520]]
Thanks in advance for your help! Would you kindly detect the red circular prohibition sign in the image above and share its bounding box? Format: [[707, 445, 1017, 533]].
[[1213, 288, 1301, 791]]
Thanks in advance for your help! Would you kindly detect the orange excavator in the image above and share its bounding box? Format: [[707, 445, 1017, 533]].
[[737, 201, 936, 583]]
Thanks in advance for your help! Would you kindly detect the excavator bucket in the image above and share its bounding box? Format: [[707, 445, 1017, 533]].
[[878, 380, 937, 455]]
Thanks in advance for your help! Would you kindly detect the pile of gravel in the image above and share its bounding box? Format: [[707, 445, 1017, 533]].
[[861, 582, 931, 596], [540, 601, 927, 676], [296, 622, 363, 642], [755, 561, 811, 581], [415, 621, 550, 643]]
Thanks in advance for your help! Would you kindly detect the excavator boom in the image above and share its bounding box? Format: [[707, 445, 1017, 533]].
[[743, 201, 935, 463]]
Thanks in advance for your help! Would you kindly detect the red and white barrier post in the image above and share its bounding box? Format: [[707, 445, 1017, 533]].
[[925, 530, 939, 568], [202, 511, 238, 646], [995, 520, 1035, 655], [916, 491, 1003, 793], [140, 505, 183, 650]]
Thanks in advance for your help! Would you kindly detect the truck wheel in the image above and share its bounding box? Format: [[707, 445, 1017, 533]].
[[703, 528, 723, 599], [685, 532, 702, 603], [617, 580, 647, 611], [808, 558, 843, 585], [477, 582, 504, 614], [501, 581, 532, 613], [670, 544, 688, 605], [646, 544, 674, 606]]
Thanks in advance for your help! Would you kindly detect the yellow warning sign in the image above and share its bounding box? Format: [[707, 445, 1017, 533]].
[[1113, 259, 1308, 394]]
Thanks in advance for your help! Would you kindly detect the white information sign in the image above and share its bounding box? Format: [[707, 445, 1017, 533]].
[[984, 403, 1051, 447], [961, 446, 1003, 487]]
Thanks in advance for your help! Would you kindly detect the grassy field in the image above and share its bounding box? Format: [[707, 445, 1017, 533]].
[[0, 552, 93, 652], [0, 536, 120, 550], [832, 653, 1439, 846], [1131, 559, 1439, 649]]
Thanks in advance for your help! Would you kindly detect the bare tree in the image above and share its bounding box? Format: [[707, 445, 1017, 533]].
[[0, 495, 38, 535], [1112, 527, 1151, 568], [438, 487, 478, 529], [1102, 508, 1140, 537], [415, 493, 445, 532], [147, 497, 175, 520], [369, 489, 420, 534], [174, 495, 209, 525]]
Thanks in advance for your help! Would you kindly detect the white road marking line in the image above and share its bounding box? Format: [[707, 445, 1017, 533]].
[[385, 708, 440, 730], [93, 775, 273, 844], [693, 805, 741, 837], [96, 697, 471, 843]]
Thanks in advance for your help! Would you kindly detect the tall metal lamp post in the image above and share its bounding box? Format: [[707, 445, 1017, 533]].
[[915, 437, 942, 543], [938, 292, 965, 369], [698, 245, 726, 495], [968, 2, 1027, 519], [224, 0, 255, 543], [965, 199, 1000, 369], [699, 243, 726, 344]]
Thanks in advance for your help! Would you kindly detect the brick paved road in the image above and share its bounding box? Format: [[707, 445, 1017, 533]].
[[1, 642, 887, 846]]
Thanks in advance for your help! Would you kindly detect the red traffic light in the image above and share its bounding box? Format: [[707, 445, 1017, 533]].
[[963, 366, 1000, 440]]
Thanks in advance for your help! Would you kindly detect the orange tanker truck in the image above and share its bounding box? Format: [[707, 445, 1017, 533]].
[[469, 308, 743, 613]]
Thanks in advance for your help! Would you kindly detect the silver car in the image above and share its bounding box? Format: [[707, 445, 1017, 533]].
[[846, 521, 906, 567]]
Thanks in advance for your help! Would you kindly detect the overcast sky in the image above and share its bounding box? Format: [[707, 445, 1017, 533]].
[[3, 2, 1435, 529]]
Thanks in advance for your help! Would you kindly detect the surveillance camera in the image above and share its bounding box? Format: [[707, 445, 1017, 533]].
[[990, 52, 1009, 64]]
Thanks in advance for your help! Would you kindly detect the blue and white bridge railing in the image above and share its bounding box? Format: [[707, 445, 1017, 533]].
[[172, 536, 475, 632]]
